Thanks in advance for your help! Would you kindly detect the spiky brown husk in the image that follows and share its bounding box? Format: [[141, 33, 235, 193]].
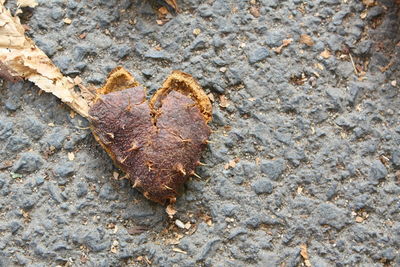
[[89, 68, 211, 204]]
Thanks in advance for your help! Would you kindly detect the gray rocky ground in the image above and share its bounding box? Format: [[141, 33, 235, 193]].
[[1, 0, 400, 266]]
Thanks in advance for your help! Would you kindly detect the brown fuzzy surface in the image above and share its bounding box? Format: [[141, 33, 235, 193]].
[[89, 85, 211, 204]]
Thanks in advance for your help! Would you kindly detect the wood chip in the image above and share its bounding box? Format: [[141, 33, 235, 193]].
[[300, 34, 314, 46], [172, 247, 187, 254], [355, 216, 364, 223], [219, 95, 230, 108], [63, 18, 72, 24], [297, 187, 303, 194], [320, 49, 331, 59], [79, 32, 87, 39]]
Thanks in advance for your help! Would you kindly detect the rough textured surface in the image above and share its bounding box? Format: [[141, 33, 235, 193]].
[[0, 0, 400, 266], [89, 85, 211, 204]]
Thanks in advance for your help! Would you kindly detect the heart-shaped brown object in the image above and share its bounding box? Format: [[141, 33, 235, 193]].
[[88, 68, 212, 204]]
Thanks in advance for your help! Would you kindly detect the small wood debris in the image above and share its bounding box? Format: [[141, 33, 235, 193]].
[[63, 18, 72, 24], [379, 155, 390, 165], [166, 204, 177, 218], [300, 34, 314, 46], [172, 247, 187, 254], [320, 49, 331, 59], [300, 244, 312, 267], [224, 158, 240, 170], [219, 95, 230, 108], [355, 216, 364, 223], [70, 110, 76, 118], [79, 32, 87, 39], [272, 39, 293, 54], [379, 61, 394, 73], [297, 186, 303, 194]]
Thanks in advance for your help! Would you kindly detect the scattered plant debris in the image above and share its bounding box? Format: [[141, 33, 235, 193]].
[[0, 2, 213, 206]]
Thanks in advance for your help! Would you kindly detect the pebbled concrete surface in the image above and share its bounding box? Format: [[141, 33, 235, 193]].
[[1, 0, 400, 266]]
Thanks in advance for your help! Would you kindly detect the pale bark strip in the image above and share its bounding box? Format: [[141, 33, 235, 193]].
[[0, 4, 90, 117]]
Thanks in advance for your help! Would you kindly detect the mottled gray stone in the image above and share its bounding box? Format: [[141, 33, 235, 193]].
[[248, 46, 269, 64], [315, 203, 349, 230], [260, 158, 285, 181], [369, 160, 387, 183], [252, 178, 273, 194], [12, 152, 43, 173]]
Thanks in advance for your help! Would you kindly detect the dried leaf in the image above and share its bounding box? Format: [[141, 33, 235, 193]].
[[17, 0, 38, 8], [0, 4, 90, 117], [300, 34, 314, 46]]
